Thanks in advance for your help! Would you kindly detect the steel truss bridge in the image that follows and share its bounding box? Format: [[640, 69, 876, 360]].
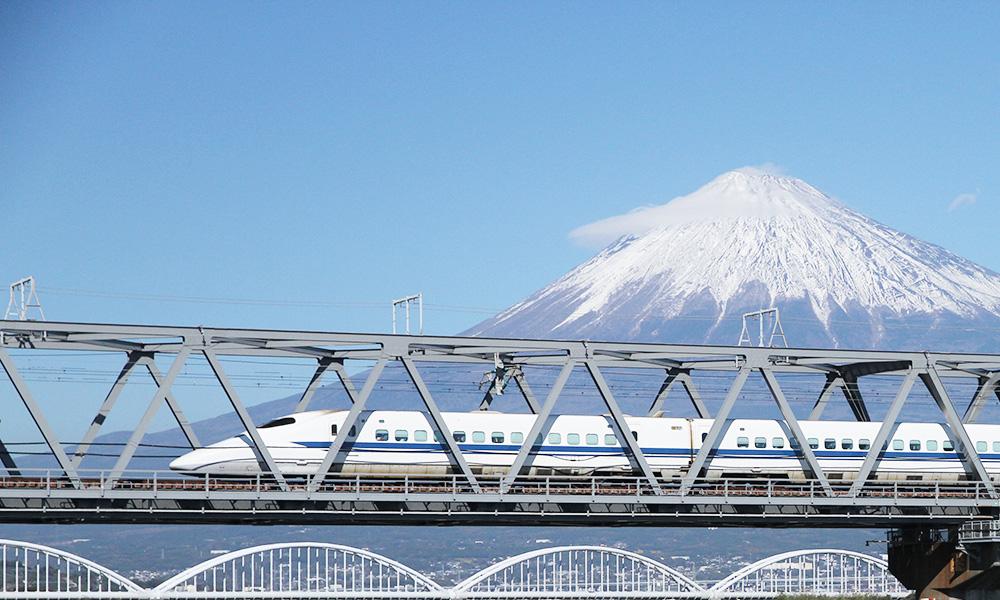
[[0, 539, 908, 599], [1, 320, 1000, 527]]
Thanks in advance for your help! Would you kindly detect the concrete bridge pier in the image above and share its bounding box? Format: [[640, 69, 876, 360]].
[[889, 524, 1000, 600]]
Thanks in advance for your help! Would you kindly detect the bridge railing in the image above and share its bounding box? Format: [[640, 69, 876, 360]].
[[0, 468, 996, 502]]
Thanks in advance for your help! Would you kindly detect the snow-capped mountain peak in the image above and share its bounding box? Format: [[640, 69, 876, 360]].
[[468, 169, 1000, 351]]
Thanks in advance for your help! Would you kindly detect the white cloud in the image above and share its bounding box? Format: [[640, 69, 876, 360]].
[[734, 163, 786, 177], [568, 204, 671, 249], [569, 165, 796, 249], [949, 189, 979, 212]]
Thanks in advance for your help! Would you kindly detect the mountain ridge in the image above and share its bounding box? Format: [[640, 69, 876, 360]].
[[467, 170, 1000, 351]]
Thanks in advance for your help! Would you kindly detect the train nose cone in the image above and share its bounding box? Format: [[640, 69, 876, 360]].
[[169, 450, 207, 473]]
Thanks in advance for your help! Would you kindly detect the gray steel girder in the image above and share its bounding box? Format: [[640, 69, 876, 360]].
[[308, 357, 388, 489], [401, 357, 481, 492], [3, 319, 1000, 524], [500, 361, 575, 492], [585, 360, 663, 495], [647, 369, 709, 418], [203, 348, 289, 491], [0, 347, 81, 487], [963, 372, 1000, 424]]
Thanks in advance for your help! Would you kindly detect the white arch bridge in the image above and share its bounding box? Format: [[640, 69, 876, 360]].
[[0, 539, 909, 599]]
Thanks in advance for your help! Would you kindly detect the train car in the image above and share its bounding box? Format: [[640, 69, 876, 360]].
[[168, 409, 1000, 482]]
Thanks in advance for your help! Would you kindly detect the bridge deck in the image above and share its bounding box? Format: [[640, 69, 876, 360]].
[[0, 471, 993, 527]]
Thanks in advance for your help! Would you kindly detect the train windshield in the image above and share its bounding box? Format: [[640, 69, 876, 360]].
[[259, 417, 297, 429]]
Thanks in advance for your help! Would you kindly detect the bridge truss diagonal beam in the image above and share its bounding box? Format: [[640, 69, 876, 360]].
[[105, 346, 192, 488], [309, 356, 387, 490], [647, 369, 709, 418], [0, 346, 81, 487], [71, 351, 144, 468], [500, 360, 575, 492], [809, 373, 844, 420], [963, 372, 1000, 424], [293, 356, 337, 413], [848, 369, 918, 496], [141, 354, 201, 449], [680, 365, 751, 494], [72, 351, 202, 470], [760, 369, 832, 495], [402, 356, 482, 492], [586, 360, 663, 494], [509, 367, 541, 413], [203, 348, 289, 490], [921, 363, 997, 498]]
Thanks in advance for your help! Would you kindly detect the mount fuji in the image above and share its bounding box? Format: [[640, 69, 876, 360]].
[[466, 169, 1000, 351]]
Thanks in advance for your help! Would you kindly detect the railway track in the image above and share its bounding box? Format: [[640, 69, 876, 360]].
[[0, 473, 994, 500]]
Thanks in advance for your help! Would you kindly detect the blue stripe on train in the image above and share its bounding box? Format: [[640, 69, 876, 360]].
[[292, 440, 991, 462]]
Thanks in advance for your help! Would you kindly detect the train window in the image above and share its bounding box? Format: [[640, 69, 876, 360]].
[[702, 432, 708, 442], [773, 438, 785, 449], [943, 440, 954, 451], [434, 430, 444, 442], [737, 437, 749, 448], [859, 439, 870, 450], [260, 417, 296, 429], [473, 431, 486, 443], [808, 438, 819, 450], [331, 424, 338, 436], [349, 426, 357, 437], [414, 430, 428, 442], [755, 437, 766, 449], [841, 439, 852, 450], [454, 431, 466, 443], [824, 438, 836, 450], [927, 440, 938, 451], [632, 431, 639, 441], [977, 441, 988, 453], [375, 429, 389, 441], [604, 434, 617, 446], [789, 437, 800, 449], [994, 441, 1000, 452], [567, 433, 580, 445], [395, 430, 408, 442], [511, 432, 524, 444], [492, 432, 504, 443], [586, 433, 599, 445], [892, 440, 903, 451], [909, 440, 920, 451], [549, 433, 562, 444]]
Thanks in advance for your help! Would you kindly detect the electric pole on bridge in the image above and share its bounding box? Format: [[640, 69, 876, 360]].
[[393, 293, 423, 335], [5, 276, 45, 322], [738, 307, 786, 347]]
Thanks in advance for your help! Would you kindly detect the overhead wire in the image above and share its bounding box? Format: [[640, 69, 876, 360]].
[[33, 285, 1000, 332]]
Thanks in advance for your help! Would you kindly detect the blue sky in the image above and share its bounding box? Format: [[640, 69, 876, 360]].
[[3, 1, 999, 337]]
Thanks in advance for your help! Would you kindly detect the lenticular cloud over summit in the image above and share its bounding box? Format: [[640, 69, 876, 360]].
[[570, 166, 808, 248], [468, 169, 1000, 351]]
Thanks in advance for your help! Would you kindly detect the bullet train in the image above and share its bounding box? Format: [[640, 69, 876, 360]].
[[168, 409, 1000, 481]]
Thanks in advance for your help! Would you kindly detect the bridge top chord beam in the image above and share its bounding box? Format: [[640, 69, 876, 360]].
[[5, 320, 1000, 375]]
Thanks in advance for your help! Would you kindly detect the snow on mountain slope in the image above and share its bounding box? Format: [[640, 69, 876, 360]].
[[466, 169, 1000, 350]]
